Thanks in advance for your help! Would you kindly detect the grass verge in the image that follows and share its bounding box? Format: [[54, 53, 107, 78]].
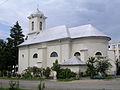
[[0, 77, 44, 81], [0, 88, 25, 90], [57, 79, 73, 82]]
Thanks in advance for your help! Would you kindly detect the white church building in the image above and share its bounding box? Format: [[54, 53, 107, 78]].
[[18, 9, 116, 74]]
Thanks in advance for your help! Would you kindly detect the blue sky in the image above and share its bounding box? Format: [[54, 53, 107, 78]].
[[0, 0, 120, 42]]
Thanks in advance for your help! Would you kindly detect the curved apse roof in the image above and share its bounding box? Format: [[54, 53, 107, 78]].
[[60, 57, 86, 66], [19, 24, 111, 46]]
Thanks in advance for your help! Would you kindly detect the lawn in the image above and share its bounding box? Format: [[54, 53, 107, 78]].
[[0, 77, 44, 81], [0, 88, 25, 90]]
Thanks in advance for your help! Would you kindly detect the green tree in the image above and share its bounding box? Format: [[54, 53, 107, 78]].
[[51, 60, 60, 72], [51, 60, 61, 78], [116, 59, 120, 75], [7, 21, 24, 66], [86, 57, 112, 77], [43, 67, 51, 78], [96, 58, 112, 76], [86, 57, 97, 77], [0, 39, 7, 74]]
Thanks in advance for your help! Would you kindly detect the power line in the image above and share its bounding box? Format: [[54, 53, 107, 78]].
[[0, 0, 9, 6]]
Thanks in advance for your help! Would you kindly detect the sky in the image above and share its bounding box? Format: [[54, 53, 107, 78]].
[[0, 0, 120, 43]]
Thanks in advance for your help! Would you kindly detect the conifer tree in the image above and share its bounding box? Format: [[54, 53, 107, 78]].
[[7, 21, 24, 66]]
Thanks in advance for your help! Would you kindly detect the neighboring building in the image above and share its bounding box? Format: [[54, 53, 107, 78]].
[[18, 9, 116, 74], [109, 42, 120, 61]]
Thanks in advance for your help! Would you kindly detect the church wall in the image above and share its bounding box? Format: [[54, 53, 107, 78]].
[[18, 37, 110, 73], [71, 37, 109, 62], [46, 39, 70, 67], [18, 46, 29, 73], [29, 44, 41, 67], [85, 37, 108, 57], [61, 43, 71, 62], [47, 44, 61, 67], [71, 39, 87, 62]]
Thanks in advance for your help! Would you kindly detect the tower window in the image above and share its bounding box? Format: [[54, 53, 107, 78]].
[[40, 22, 42, 30], [32, 21, 34, 30]]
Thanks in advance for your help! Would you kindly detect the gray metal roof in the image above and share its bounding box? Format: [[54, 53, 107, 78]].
[[19, 24, 110, 46], [60, 57, 86, 66]]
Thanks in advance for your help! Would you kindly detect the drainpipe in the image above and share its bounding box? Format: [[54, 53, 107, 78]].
[[28, 45, 30, 67]]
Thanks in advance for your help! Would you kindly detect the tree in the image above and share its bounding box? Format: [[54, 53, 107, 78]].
[[96, 58, 112, 76], [43, 67, 51, 78], [116, 59, 120, 75], [86, 57, 112, 77], [51, 60, 61, 78], [51, 60, 60, 72], [0, 39, 7, 72], [86, 57, 97, 77], [7, 21, 24, 66]]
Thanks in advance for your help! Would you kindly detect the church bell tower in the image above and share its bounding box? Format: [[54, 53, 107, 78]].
[[27, 9, 47, 38]]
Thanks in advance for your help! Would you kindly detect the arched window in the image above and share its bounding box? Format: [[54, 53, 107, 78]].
[[95, 52, 102, 57], [50, 52, 58, 57], [32, 21, 34, 30], [40, 22, 42, 30], [22, 54, 24, 58], [33, 53, 38, 58], [74, 52, 81, 56]]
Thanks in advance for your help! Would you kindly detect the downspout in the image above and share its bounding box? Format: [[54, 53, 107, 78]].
[[28, 45, 30, 67]]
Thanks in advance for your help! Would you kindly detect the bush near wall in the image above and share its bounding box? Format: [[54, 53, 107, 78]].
[[57, 68, 76, 79]]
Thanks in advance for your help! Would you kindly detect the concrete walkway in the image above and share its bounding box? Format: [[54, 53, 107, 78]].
[[0, 79, 120, 90]]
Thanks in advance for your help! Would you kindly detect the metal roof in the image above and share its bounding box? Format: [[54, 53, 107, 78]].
[[60, 57, 86, 66], [19, 24, 110, 46]]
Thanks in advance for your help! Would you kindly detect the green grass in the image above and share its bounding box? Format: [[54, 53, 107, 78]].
[[0, 88, 25, 90], [0, 77, 45, 81], [57, 79, 73, 82]]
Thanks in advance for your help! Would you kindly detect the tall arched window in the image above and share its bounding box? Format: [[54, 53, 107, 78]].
[[50, 52, 58, 57], [95, 52, 102, 57], [74, 52, 81, 56], [33, 53, 38, 58], [40, 22, 42, 30], [32, 21, 34, 30]]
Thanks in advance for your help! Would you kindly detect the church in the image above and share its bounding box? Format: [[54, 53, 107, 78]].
[[18, 9, 116, 74]]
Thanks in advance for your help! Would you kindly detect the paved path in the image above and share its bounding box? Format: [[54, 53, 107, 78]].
[[0, 79, 120, 90]]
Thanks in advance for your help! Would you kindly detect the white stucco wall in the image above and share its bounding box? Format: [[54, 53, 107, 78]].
[[18, 46, 29, 73], [18, 36, 113, 74], [46, 39, 71, 67], [72, 37, 109, 62]]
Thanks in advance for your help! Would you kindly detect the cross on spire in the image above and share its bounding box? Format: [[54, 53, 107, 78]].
[[37, 0, 39, 10]]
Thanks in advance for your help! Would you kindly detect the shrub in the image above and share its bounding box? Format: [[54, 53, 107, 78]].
[[22, 67, 44, 78], [51, 60, 61, 79], [57, 68, 76, 79], [43, 67, 51, 78], [86, 57, 112, 78]]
